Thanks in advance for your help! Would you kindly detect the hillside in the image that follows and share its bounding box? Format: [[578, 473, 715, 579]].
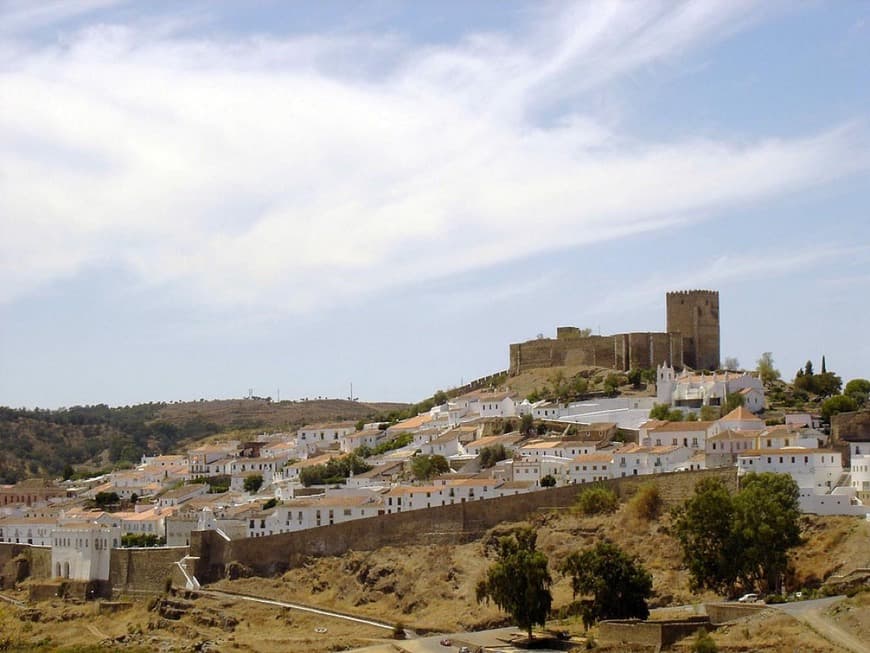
[[1, 504, 866, 652], [0, 398, 408, 484]]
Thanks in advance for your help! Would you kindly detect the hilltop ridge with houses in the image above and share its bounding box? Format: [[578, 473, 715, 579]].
[[1, 289, 869, 588]]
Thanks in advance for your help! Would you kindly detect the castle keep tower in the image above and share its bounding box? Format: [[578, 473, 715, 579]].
[[666, 290, 720, 370]]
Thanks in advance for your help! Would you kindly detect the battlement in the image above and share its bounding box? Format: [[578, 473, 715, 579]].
[[666, 289, 719, 298]]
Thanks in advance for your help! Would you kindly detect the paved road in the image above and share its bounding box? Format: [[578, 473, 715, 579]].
[[773, 596, 869, 653]]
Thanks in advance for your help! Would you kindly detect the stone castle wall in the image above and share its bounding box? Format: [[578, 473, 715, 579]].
[[191, 468, 737, 584], [510, 290, 717, 375], [510, 331, 682, 375]]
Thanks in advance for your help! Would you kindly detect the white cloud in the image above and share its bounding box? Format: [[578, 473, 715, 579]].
[[0, 1, 866, 310]]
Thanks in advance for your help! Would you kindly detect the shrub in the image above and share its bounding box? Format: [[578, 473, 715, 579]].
[[393, 622, 406, 639], [690, 628, 718, 653], [628, 483, 662, 521], [575, 486, 619, 515]]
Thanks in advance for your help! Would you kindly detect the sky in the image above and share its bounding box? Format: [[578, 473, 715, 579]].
[[1, 0, 869, 409]]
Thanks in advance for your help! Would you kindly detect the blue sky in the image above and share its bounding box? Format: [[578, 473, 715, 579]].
[[1, 1, 868, 408]]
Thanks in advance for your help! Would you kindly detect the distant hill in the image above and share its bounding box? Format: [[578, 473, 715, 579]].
[[0, 398, 408, 484]]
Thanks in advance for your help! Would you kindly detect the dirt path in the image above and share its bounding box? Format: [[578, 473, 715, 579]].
[[85, 623, 109, 640], [776, 597, 869, 653]]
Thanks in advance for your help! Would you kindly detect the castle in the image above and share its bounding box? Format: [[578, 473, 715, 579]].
[[509, 290, 720, 374]]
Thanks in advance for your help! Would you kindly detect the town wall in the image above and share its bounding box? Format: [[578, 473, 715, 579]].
[[0, 543, 51, 588], [191, 468, 737, 584], [109, 546, 189, 593]]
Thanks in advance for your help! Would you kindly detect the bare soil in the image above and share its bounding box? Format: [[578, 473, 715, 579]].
[[1, 508, 866, 652]]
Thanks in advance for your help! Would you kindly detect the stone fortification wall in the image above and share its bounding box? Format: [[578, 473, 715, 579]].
[[666, 290, 720, 370], [109, 546, 189, 593], [192, 468, 737, 584], [510, 331, 680, 375], [0, 543, 51, 588]]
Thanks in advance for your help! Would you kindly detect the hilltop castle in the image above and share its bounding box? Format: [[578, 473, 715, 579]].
[[509, 290, 720, 374]]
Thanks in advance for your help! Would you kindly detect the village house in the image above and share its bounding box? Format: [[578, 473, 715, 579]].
[[262, 492, 383, 535], [656, 364, 766, 413], [228, 456, 285, 492], [340, 428, 386, 453], [642, 421, 716, 451], [849, 438, 870, 503], [189, 442, 240, 477], [737, 448, 844, 493], [464, 433, 524, 457], [157, 483, 209, 508], [614, 444, 693, 476], [706, 429, 762, 467], [0, 480, 68, 508], [296, 422, 357, 445], [716, 406, 765, 432], [567, 453, 615, 484], [0, 515, 56, 545], [518, 439, 599, 460]]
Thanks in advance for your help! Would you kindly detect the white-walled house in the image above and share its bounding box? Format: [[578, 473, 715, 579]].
[[297, 422, 357, 446], [464, 434, 524, 457], [737, 448, 844, 494], [0, 515, 55, 545], [716, 406, 765, 433], [189, 442, 239, 476], [614, 444, 693, 476], [643, 421, 716, 451], [51, 523, 120, 581], [567, 453, 615, 484], [656, 365, 765, 413], [849, 439, 870, 502], [228, 456, 284, 492], [518, 439, 599, 460], [340, 429, 386, 453]]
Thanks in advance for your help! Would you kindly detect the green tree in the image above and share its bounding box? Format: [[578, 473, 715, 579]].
[[476, 528, 552, 640], [700, 406, 720, 421], [820, 394, 858, 421], [732, 472, 801, 592], [243, 474, 264, 493], [410, 454, 450, 481], [756, 352, 781, 385], [540, 474, 556, 487], [479, 444, 509, 469], [845, 378, 870, 407], [672, 473, 801, 596], [559, 542, 652, 628], [671, 478, 740, 594], [723, 392, 745, 414], [433, 390, 448, 406], [520, 413, 534, 435]]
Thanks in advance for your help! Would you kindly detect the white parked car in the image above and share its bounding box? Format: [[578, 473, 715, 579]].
[[737, 593, 759, 603]]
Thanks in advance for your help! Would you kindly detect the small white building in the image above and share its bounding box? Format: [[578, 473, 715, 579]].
[[614, 444, 693, 477], [567, 453, 615, 484], [848, 440, 870, 503], [51, 523, 120, 581], [737, 448, 844, 494], [297, 422, 357, 445], [657, 365, 765, 413]]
